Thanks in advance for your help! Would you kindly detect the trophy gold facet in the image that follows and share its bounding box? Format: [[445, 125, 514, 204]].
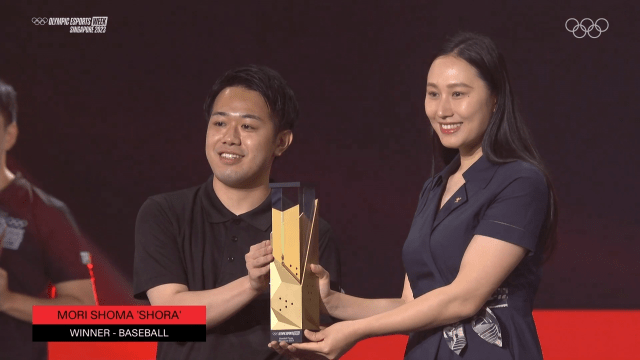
[[269, 183, 319, 343]]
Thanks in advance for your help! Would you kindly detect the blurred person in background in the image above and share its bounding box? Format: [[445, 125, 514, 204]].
[[0, 79, 95, 360]]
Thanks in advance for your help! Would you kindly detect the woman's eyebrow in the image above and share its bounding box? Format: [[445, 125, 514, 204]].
[[426, 82, 473, 89]]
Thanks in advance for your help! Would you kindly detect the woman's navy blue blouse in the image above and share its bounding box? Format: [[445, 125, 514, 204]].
[[402, 154, 549, 360]]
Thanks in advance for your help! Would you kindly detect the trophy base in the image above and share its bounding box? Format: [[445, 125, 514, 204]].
[[271, 330, 303, 343]]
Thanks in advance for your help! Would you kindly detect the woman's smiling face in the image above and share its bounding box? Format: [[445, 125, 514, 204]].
[[425, 55, 495, 155]]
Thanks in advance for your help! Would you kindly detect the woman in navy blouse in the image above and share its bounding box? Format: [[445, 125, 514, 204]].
[[271, 32, 558, 360]]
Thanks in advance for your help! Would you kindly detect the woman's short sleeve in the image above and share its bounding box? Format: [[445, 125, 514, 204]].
[[474, 172, 549, 252]]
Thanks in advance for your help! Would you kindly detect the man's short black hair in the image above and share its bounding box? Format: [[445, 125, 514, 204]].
[[203, 65, 299, 132], [0, 79, 17, 127]]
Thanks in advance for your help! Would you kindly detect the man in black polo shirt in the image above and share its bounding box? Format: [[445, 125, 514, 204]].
[[0, 79, 95, 360], [133, 65, 341, 359]]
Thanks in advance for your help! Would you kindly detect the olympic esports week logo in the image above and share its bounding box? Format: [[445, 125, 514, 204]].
[[565, 18, 609, 38], [31, 17, 108, 33]]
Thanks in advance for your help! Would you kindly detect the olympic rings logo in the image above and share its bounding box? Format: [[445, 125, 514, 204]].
[[32, 17, 48, 25], [565, 18, 609, 38]]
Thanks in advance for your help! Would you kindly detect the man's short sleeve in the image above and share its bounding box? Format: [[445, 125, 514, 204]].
[[133, 197, 187, 300], [475, 172, 549, 252], [38, 200, 90, 284]]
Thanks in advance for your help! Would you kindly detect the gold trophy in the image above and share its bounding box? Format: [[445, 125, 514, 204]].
[[270, 183, 319, 343]]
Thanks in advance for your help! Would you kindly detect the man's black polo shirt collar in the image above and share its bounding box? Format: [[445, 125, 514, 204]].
[[431, 154, 500, 197], [202, 176, 272, 231]]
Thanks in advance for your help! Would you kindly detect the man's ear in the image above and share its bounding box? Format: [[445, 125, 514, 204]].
[[3, 122, 18, 152], [274, 130, 293, 157]]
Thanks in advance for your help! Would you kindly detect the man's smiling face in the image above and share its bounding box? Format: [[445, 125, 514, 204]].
[[205, 86, 282, 189]]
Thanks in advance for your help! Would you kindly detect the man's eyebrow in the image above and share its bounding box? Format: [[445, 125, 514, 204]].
[[426, 82, 473, 89], [241, 114, 263, 121], [211, 111, 264, 121]]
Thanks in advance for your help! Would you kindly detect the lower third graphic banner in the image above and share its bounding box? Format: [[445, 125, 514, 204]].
[[32, 306, 206, 342]]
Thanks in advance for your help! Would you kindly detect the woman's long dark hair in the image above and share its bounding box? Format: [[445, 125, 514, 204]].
[[429, 32, 558, 260]]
